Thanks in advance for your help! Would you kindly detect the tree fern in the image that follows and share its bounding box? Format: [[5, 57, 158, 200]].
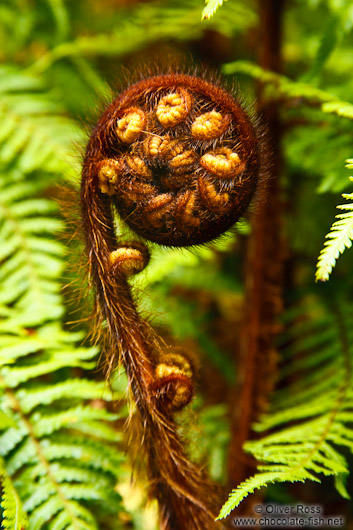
[[316, 160, 353, 281], [1, 1, 353, 527], [218, 297, 353, 519]]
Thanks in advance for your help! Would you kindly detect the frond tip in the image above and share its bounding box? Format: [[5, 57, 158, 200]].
[[202, 0, 226, 20], [316, 161, 353, 282], [217, 472, 308, 520], [0, 456, 28, 530]]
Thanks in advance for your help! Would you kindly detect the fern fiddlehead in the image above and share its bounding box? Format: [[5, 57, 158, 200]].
[[81, 73, 260, 529]]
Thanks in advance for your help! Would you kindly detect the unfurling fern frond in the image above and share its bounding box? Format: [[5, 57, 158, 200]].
[[316, 160, 353, 281], [218, 297, 353, 519]]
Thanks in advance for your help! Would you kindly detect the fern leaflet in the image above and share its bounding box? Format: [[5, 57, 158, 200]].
[[218, 297, 353, 519], [0, 457, 28, 530], [316, 160, 353, 281], [202, 0, 226, 20], [0, 73, 126, 528], [223, 60, 353, 120]]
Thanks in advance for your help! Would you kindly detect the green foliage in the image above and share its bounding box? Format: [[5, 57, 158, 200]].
[[202, 0, 227, 20], [180, 402, 230, 482], [0, 64, 125, 529], [316, 161, 353, 281], [0, 457, 28, 530], [218, 297, 353, 519], [223, 60, 353, 119], [0, 66, 83, 181], [0, 204, 125, 529], [302, 14, 340, 81], [0, 176, 63, 330], [26, 0, 256, 77]]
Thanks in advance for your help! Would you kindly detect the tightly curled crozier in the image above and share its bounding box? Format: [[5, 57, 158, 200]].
[[91, 74, 260, 246]]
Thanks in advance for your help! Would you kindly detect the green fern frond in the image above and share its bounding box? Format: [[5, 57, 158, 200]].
[[0, 323, 123, 525], [0, 322, 124, 529], [316, 162, 353, 281], [202, 0, 226, 20], [0, 108, 126, 528], [302, 15, 340, 81], [0, 177, 64, 329], [45, 0, 70, 42], [0, 456, 28, 530], [218, 472, 310, 520], [223, 60, 353, 120], [218, 297, 353, 519], [301, 0, 353, 83], [0, 66, 83, 180], [16, 379, 115, 414]]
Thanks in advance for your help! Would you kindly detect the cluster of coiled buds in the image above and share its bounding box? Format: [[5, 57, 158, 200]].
[[94, 74, 259, 246]]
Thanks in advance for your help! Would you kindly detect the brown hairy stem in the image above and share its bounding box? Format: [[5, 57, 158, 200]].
[[81, 161, 223, 529], [226, 0, 285, 514]]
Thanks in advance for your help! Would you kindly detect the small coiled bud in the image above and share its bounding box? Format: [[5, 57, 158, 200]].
[[109, 242, 149, 276], [155, 88, 192, 127], [97, 159, 121, 196], [88, 74, 260, 247], [152, 352, 194, 412], [116, 107, 146, 143], [191, 111, 230, 140]]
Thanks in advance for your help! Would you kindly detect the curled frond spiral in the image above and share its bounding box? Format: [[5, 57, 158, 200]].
[[88, 74, 260, 246]]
